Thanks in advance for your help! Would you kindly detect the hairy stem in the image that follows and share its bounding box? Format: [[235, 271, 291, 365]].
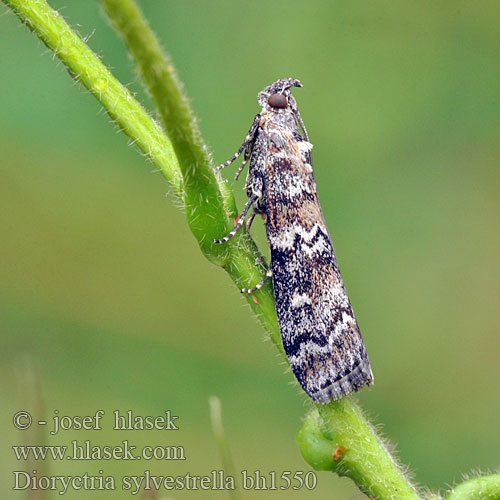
[[4, 1, 488, 499], [100, 0, 235, 261], [298, 400, 420, 499], [446, 475, 500, 500]]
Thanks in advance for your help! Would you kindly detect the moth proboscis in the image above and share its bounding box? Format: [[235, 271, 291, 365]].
[[214, 78, 373, 404]]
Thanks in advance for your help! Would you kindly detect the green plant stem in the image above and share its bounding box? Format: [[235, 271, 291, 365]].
[[4, 1, 492, 499], [209, 396, 242, 500], [3, 0, 182, 197], [446, 475, 500, 500], [100, 0, 235, 262], [298, 400, 420, 499]]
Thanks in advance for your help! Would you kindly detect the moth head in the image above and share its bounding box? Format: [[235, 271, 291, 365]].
[[258, 78, 302, 112], [257, 78, 310, 141]]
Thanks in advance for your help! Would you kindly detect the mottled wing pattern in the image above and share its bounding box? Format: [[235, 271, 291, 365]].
[[263, 122, 373, 403]]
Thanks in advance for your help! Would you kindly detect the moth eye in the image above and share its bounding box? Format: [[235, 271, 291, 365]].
[[268, 93, 287, 109]]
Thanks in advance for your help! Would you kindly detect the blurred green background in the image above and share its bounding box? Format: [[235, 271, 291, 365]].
[[1, 1, 499, 498]]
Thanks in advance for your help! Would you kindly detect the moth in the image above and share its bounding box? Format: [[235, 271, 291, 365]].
[[214, 78, 373, 403]]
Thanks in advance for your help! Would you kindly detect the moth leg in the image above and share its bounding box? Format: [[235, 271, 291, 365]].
[[214, 114, 260, 172], [246, 209, 257, 230], [234, 157, 249, 181], [213, 194, 258, 244], [241, 269, 273, 294]]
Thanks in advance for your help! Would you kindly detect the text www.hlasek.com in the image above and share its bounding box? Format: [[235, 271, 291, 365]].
[[12, 441, 185, 461]]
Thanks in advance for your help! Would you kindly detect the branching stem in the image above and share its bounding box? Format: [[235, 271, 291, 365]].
[[3, 0, 498, 498]]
